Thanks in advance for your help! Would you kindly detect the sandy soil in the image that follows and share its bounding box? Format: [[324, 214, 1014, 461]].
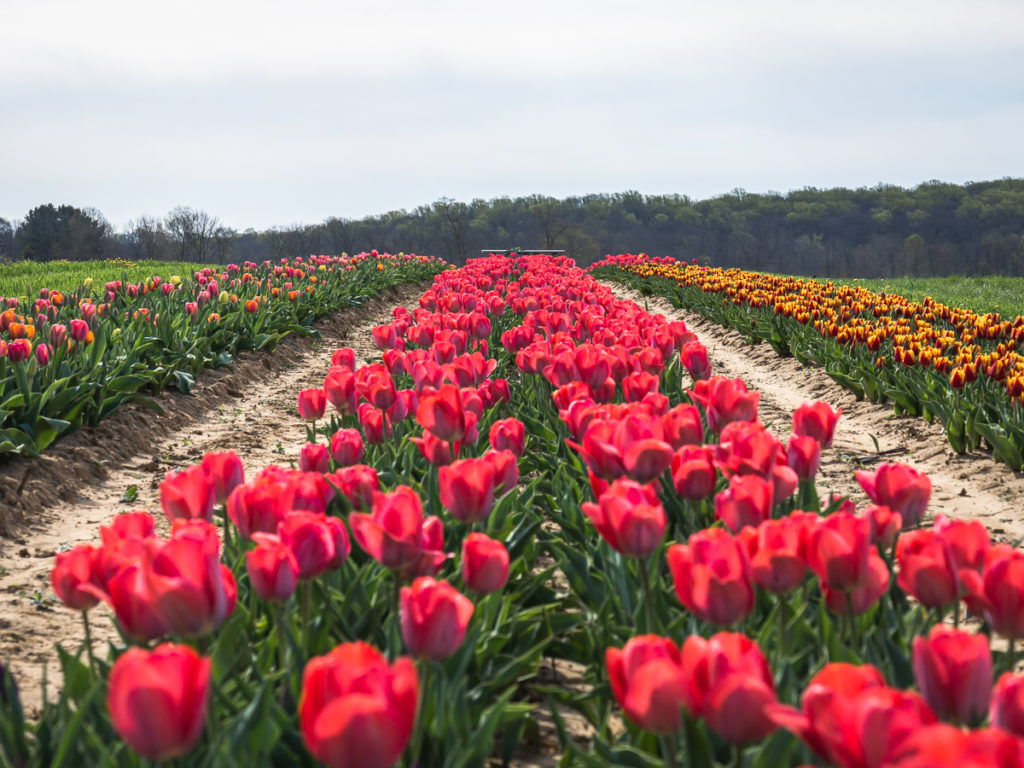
[[607, 282, 1024, 543], [0, 284, 423, 713]]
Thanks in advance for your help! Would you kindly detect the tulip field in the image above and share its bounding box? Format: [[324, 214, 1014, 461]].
[[2, 252, 1024, 766], [0, 251, 446, 461], [590, 254, 1024, 471]]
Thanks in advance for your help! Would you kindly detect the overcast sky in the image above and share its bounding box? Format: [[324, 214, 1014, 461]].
[[2, 0, 1022, 232]]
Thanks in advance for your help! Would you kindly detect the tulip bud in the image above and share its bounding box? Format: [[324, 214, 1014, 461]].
[[246, 535, 300, 602], [329, 428, 364, 467], [299, 642, 418, 768], [299, 442, 331, 473], [462, 533, 510, 594], [400, 577, 474, 661], [297, 388, 327, 422], [914, 626, 992, 726], [107, 644, 211, 761]]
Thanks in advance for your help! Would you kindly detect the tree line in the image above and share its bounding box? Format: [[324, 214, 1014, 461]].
[[3, 179, 1023, 277]]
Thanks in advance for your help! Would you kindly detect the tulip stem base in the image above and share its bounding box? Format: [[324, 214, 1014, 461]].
[[660, 733, 679, 768]]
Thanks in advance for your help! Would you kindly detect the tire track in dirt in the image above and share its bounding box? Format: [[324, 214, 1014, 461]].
[[605, 282, 1024, 544], [0, 284, 425, 713]]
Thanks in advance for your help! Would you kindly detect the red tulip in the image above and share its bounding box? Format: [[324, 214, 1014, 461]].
[[6, 338, 31, 363], [913, 626, 992, 726], [934, 513, 990, 573], [299, 642, 418, 768], [807, 512, 871, 592], [622, 370, 660, 401], [331, 347, 356, 369], [438, 456, 496, 524], [148, 523, 235, 637], [689, 376, 759, 434], [400, 577, 474, 661], [681, 633, 778, 745], [246, 535, 300, 602], [107, 643, 211, 761], [349, 486, 426, 570], [160, 464, 215, 523], [742, 516, 808, 594], [792, 401, 841, 448], [787, 435, 821, 480], [855, 462, 931, 527], [663, 403, 704, 449], [200, 450, 244, 504], [680, 341, 711, 381], [863, 504, 902, 551], [329, 428, 365, 467], [896, 529, 960, 608], [483, 448, 519, 496], [991, 672, 1024, 739], [324, 367, 357, 415], [715, 421, 779, 478], [488, 417, 525, 457], [822, 550, 889, 618], [461, 533, 509, 594], [714, 474, 774, 533], [961, 544, 1024, 639], [667, 527, 754, 627], [765, 663, 891, 766], [106, 556, 170, 641], [327, 464, 380, 511], [358, 404, 388, 445], [227, 472, 285, 540], [886, 724, 1024, 768], [355, 364, 397, 410], [278, 511, 348, 581], [606, 635, 688, 734], [51, 544, 103, 610], [670, 445, 717, 500], [410, 430, 455, 466], [416, 384, 468, 442], [399, 516, 450, 581], [70, 317, 89, 341], [300, 442, 331, 473], [298, 388, 327, 421], [581, 478, 666, 558]]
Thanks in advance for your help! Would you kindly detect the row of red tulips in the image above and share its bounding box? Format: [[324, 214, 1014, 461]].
[[11, 253, 1024, 767]]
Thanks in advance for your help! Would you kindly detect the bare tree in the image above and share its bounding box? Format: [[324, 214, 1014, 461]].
[[164, 206, 222, 262], [125, 216, 174, 261]]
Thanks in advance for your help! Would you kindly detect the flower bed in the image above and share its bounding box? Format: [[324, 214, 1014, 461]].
[[0, 252, 446, 456], [10, 253, 1024, 767]]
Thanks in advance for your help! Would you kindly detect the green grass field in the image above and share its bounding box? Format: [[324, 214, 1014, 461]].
[[817, 275, 1024, 319], [0, 259, 208, 298]]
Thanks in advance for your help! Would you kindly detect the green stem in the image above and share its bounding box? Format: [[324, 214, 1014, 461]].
[[639, 555, 657, 634], [660, 732, 679, 768], [391, 574, 403, 660], [301, 581, 312, 657], [777, 594, 788, 660], [1009, 637, 1017, 674], [274, 602, 288, 672], [845, 591, 859, 646], [735, 745, 745, 768], [81, 610, 97, 675], [953, 600, 961, 630]]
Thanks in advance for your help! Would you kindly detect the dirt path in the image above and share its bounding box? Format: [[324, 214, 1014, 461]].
[[607, 282, 1024, 542], [0, 284, 425, 713]]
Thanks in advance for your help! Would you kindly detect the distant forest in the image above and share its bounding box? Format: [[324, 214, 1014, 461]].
[[3, 179, 1024, 277]]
